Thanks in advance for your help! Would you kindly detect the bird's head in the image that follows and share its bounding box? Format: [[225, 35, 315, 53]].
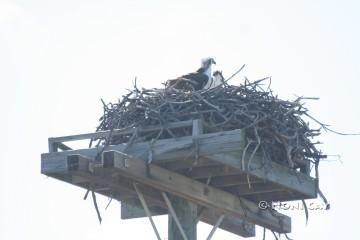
[[201, 57, 216, 68], [213, 70, 225, 82], [213, 70, 224, 78]]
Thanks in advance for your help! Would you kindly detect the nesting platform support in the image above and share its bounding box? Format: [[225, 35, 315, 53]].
[[166, 195, 197, 240], [41, 119, 318, 239], [166, 120, 202, 240]]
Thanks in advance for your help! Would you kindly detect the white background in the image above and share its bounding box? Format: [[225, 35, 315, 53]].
[[1, 0, 359, 239]]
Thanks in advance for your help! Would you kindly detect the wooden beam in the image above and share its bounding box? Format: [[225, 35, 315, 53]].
[[103, 151, 291, 233], [41, 154, 255, 237], [122, 184, 255, 238], [208, 175, 263, 187], [48, 139, 72, 153], [163, 192, 194, 240], [42, 129, 246, 164], [134, 183, 162, 240], [167, 119, 203, 240], [159, 158, 217, 171], [188, 165, 240, 179], [224, 183, 285, 196], [49, 120, 193, 144], [121, 198, 167, 219], [42, 129, 316, 199], [200, 210, 255, 238], [48, 138, 57, 152], [207, 153, 317, 198], [206, 214, 225, 240], [246, 191, 302, 202]]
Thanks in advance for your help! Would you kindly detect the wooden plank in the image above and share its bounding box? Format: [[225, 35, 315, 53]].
[[50, 120, 193, 143], [48, 138, 56, 152], [224, 183, 285, 196], [44, 159, 169, 220], [43, 129, 245, 163], [207, 153, 317, 199], [246, 191, 303, 202], [41, 154, 69, 174], [159, 158, 217, 171], [48, 140, 72, 153], [42, 129, 316, 198], [41, 154, 255, 237], [188, 165, 241, 179], [120, 186, 255, 238], [200, 210, 255, 238], [121, 198, 167, 219], [208, 175, 263, 187], [57, 142, 72, 151], [103, 151, 291, 233]]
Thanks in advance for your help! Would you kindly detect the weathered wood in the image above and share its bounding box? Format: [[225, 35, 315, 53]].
[[49, 120, 194, 144], [206, 214, 225, 240], [120, 185, 255, 238], [43, 129, 245, 162], [167, 119, 203, 240], [48, 139, 72, 153], [41, 154, 255, 237], [200, 210, 255, 238], [103, 150, 291, 233], [246, 191, 302, 202], [57, 142, 72, 151], [48, 138, 56, 152], [224, 183, 284, 196], [133, 183, 162, 240], [188, 165, 240, 179], [121, 198, 167, 219], [207, 153, 317, 199], [42, 129, 316, 199], [164, 193, 195, 240], [208, 175, 263, 187], [159, 158, 217, 171]]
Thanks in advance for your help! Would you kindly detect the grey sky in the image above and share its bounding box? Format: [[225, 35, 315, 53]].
[[1, 0, 359, 239]]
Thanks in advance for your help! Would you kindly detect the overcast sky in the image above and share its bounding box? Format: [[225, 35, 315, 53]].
[[1, 0, 360, 239]]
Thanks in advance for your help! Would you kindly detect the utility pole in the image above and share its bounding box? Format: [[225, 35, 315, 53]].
[[168, 196, 197, 240]]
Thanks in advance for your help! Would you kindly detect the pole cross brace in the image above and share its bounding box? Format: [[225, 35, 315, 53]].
[[162, 192, 190, 240], [206, 214, 225, 240], [133, 183, 162, 240]]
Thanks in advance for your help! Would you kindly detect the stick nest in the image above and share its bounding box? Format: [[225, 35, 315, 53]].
[[95, 79, 326, 171]]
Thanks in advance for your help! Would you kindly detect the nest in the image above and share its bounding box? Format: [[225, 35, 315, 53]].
[[94, 78, 326, 173]]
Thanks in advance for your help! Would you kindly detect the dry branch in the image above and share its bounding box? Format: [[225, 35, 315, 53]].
[[94, 79, 326, 172]]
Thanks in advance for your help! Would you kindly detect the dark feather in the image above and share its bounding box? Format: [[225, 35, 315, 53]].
[[181, 72, 209, 90], [165, 58, 214, 91], [196, 67, 206, 73]]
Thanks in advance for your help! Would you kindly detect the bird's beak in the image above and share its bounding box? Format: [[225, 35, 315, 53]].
[[212, 59, 216, 64]]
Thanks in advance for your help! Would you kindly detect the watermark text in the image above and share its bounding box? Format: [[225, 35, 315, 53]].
[[258, 201, 330, 211]]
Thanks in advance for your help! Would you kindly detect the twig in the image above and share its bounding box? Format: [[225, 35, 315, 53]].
[[225, 64, 246, 83]]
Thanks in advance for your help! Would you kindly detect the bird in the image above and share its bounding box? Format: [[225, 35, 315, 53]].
[[166, 58, 216, 91], [203, 70, 225, 90]]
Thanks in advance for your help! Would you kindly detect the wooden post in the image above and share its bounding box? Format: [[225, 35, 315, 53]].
[[168, 119, 202, 240], [168, 195, 197, 240]]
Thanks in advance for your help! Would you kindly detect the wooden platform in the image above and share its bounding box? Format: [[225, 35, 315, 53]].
[[41, 119, 318, 238]]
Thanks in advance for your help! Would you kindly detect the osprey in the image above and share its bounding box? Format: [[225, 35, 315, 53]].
[[203, 70, 225, 90], [166, 58, 216, 91]]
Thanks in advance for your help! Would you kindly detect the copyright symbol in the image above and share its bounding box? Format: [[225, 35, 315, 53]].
[[258, 201, 268, 210]]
